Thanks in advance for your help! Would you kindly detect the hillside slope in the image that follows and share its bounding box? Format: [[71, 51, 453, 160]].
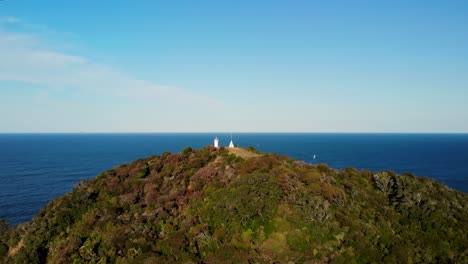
[[0, 146, 467, 263]]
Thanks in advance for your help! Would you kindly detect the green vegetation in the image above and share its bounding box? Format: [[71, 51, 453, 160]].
[[0, 219, 8, 235], [246, 146, 261, 154], [183, 146, 193, 154], [0, 146, 466, 263]]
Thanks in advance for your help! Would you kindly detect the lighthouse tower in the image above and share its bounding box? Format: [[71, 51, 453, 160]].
[[214, 137, 219, 148]]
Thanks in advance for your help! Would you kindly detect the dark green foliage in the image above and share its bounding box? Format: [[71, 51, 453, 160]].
[[0, 221, 8, 258], [135, 163, 150, 179], [1, 147, 467, 264], [183, 146, 193, 154], [195, 173, 281, 232], [0, 241, 7, 258], [246, 146, 260, 154], [224, 153, 238, 163], [0, 219, 8, 235]]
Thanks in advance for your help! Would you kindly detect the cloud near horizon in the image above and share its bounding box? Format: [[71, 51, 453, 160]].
[[0, 17, 228, 132]]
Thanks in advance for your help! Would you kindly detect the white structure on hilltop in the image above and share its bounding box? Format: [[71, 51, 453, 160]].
[[229, 133, 235, 148], [213, 134, 235, 148]]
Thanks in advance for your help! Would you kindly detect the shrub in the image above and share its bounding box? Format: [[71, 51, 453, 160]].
[[0, 241, 8, 258], [300, 170, 321, 185], [246, 146, 260, 154], [372, 172, 394, 195], [0, 219, 8, 235], [183, 147, 193, 154], [195, 173, 282, 233]]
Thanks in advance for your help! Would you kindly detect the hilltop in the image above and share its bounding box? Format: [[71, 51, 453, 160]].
[[0, 146, 466, 263], [228, 147, 261, 158]]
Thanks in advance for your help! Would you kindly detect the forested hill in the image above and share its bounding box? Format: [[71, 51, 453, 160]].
[[0, 146, 466, 263]]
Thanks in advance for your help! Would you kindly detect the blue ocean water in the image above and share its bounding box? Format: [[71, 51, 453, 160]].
[[0, 133, 467, 225]]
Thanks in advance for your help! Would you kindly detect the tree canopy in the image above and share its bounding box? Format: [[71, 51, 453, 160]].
[[1, 147, 466, 263]]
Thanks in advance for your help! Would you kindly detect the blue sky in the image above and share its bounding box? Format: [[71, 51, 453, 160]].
[[0, 0, 467, 132]]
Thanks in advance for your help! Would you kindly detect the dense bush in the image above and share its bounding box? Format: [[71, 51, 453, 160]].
[[183, 146, 193, 154], [0, 219, 8, 235], [1, 146, 466, 263]]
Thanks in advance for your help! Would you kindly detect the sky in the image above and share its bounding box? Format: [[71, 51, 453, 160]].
[[0, 0, 467, 133]]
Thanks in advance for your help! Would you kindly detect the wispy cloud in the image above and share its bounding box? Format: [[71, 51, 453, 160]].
[[0, 30, 218, 103], [0, 16, 20, 24], [0, 18, 226, 132]]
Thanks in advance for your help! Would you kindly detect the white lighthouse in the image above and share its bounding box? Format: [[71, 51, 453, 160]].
[[214, 137, 219, 148]]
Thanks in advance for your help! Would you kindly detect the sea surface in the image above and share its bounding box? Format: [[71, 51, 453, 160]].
[[1, 133, 467, 225]]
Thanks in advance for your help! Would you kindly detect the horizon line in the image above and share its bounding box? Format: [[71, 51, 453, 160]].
[[1, 132, 467, 135]]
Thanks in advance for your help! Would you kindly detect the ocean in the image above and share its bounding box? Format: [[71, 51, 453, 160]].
[[1, 133, 467, 226]]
